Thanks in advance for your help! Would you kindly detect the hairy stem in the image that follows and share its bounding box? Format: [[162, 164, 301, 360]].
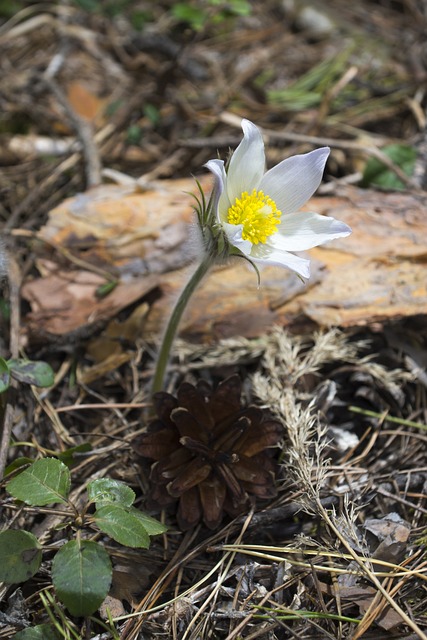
[[151, 253, 215, 394]]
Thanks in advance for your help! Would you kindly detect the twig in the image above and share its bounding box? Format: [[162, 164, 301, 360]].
[[39, 5, 101, 188], [4, 122, 115, 231], [0, 256, 21, 480], [42, 75, 102, 188], [349, 405, 427, 431]]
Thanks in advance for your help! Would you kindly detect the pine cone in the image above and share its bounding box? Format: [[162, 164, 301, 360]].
[[134, 375, 283, 530]]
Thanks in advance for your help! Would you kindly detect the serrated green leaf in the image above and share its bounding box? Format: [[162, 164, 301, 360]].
[[14, 624, 59, 639], [0, 530, 42, 584], [8, 359, 55, 387], [94, 504, 166, 549], [87, 478, 135, 507], [128, 507, 167, 536], [52, 539, 112, 617], [361, 144, 417, 190], [7, 458, 71, 506], [94, 504, 150, 548], [0, 356, 10, 393]]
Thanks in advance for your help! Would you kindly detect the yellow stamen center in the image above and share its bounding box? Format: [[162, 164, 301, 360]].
[[227, 189, 281, 244]]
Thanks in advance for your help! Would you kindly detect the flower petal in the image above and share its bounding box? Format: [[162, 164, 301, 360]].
[[250, 245, 311, 278], [226, 119, 265, 203], [260, 147, 330, 214], [222, 221, 253, 254], [204, 158, 231, 221], [273, 212, 352, 251]]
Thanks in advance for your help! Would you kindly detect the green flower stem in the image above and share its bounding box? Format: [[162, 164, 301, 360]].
[[151, 252, 215, 394]]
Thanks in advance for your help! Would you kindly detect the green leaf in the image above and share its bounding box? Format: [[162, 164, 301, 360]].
[[57, 442, 92, 467], [0, 356, 10, 393], [8, 358, 55, 387], [94, 504, 166, 548], [87, 478, 135, 507], [4, 456, 35, 477], [7, 458, 71, 506], [0, 297, 10, 321], [126, 124, 143, 145], [0, 530, 42, 584], [95, 280, 118, 298], [14, 624, 59, 639], [226, 0, 251, 16], [361, 144, 417, 190], [52, 539, 112, 617], [143, 103, 160, 126], [171, 4, 205, 29], [128, 507, 168, 536], [130, 9, 152, 31]]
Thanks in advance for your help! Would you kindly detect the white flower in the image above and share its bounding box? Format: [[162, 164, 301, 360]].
[[205, 119, 351, 279]]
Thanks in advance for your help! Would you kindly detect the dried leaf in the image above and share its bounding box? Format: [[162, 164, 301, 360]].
[[364, 513, 410, 565], [67, 82, 106, 123], [364, 513, 410, 544], [319, 581, 404, 630]]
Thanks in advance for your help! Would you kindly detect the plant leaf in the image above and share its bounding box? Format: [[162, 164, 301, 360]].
[[0, 530, 42, 584], [361, 144, 417, 190], [6, 458, 71, 506], [0, 356, 10, 393], [14, 625, 59, 639], [52, 539, 112, 617], [93, 504, 166, 548], [127, 506, 168, 536], [95, 280, 118, 298], [87, 477, 135, 507], [171, 3, 205, 30], [7, 359, 55, 387], [4, 456, 35, 477], [57, 442, 92, 467]]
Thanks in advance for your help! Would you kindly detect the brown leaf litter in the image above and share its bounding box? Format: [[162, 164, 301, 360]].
[[1, 1, 427, 638]]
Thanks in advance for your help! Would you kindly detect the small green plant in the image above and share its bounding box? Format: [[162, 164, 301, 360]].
[[267, 49, 354, 111], [171, 0, 251, 31], [0, 458, 166, 623], [360, 143, 416, 190], [0, 356, 54, 394], [0, 354, 56, 472], [13, 622, 62, 640]]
